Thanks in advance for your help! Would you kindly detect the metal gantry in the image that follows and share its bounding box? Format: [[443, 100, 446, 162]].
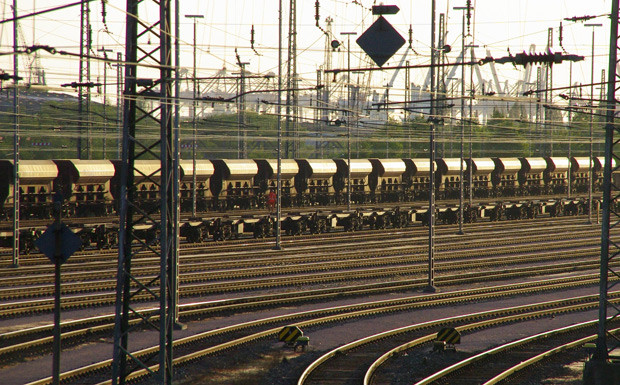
[[587, 0, 620, 383], [111, 0, 178, 383]]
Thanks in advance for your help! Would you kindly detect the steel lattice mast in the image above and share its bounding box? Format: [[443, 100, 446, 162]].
[[285, 0, 298, 158], [78, 0, 91, 159], [586, 0, 620, 383], [111, 0, 178, 383]]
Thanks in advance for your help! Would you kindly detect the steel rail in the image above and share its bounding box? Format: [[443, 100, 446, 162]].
[[24, 291, 618, 385], [1, 273, 605, 358], [0, 256, 614, 319], [0, 230, 605, 300], [410, 323, 620, 385], [298, 300, 619, 385]]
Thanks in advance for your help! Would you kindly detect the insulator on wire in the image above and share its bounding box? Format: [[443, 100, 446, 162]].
[[488, 51, 584, 66], [559, 22, 568, 53], [0, 72, 22, 81], [101, 0, 109, 32], [314, 0, 328, 36], [407, 25, 418, 54], [315, 0, 320, 24], [250, 25, 260, 56], [466, 0, 472, 35], [564, 15, 597, 22]]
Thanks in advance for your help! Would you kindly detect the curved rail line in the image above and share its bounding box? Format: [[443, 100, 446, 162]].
[[409, 323, 620, 385], [298, 303, 618, 385], [12, 281, 614, 385], [0, 274, 604, 361]]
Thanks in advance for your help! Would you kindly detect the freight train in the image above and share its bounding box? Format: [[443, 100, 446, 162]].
[[0, 156, 611, 252]]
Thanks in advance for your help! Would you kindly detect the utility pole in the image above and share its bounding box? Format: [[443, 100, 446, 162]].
[[341, 31, 357, 211], [111, 0, 178, 382], [545, 28, 553, 156], [586, 2, 620, 383], [79, 0, 91, 159], [454, 4, 471, 235], [468, 42, 476, 205], [425, 0, 438, 293], [567, 62, 572, 199], [275, 0, 283, 251], [235, 49, 248, 159], [12, 0, 20, 268], [115, 52, 123, 159], [586, 23, 602, 225], [185, 14, 203, 217], [285, 0, 298, 158], [98, 47, 112, 159]]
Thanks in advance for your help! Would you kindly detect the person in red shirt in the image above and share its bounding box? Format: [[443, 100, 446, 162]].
[[267, 190, 276, 213]]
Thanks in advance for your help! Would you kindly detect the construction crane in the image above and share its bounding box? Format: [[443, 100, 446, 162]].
[[11, 6, 46, 86]]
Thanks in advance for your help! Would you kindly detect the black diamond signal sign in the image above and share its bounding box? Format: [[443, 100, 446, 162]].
[[356, 16, 405, 67]]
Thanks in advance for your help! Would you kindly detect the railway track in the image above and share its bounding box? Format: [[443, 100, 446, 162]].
[[0, 218, 607, 315], [10, 282, 613, 385], [405, 322, 617, 385], [0, 214, 609, 384], [299, 311, 616, 385]]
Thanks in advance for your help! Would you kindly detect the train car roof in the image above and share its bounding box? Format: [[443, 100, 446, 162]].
[[179, 160, 214, 181], [133, 160, 162, 182], [55, 160, 115, 184], [334, 159, 373, 178], [255, 159, 299, 179], [295, 159, 337, 178], [212, 159, 258, 179], [520, 157, 547, 173], [493, 158, 521, 174], [436, 158, 467, 176], [545, 157, 570, 173], [369, 158, 406, 177], [0, 159, 58, 184], [595, 156, 618, 171], [403, 158, 435, 176], [571, 157, 592, 172], [468, 158, 495, 174]]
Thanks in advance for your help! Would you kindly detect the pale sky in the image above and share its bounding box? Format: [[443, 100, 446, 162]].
[[0, 0, 615, 104]]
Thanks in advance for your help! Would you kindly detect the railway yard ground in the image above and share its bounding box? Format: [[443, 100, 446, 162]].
[[0, 213, 613, 384]]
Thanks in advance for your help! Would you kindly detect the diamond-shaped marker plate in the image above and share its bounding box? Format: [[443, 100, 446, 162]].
[[36, 223, 82, 265], [356, 16, 405, 67]]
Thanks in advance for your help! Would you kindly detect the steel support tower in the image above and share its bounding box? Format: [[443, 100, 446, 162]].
[[78, 0, 91, 159], [586, 1, 620, 383], [111, 0, 178, 383], [285, 0, 298, 158], [12, 0, 19, 268], [546, 28, 553, 156]]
